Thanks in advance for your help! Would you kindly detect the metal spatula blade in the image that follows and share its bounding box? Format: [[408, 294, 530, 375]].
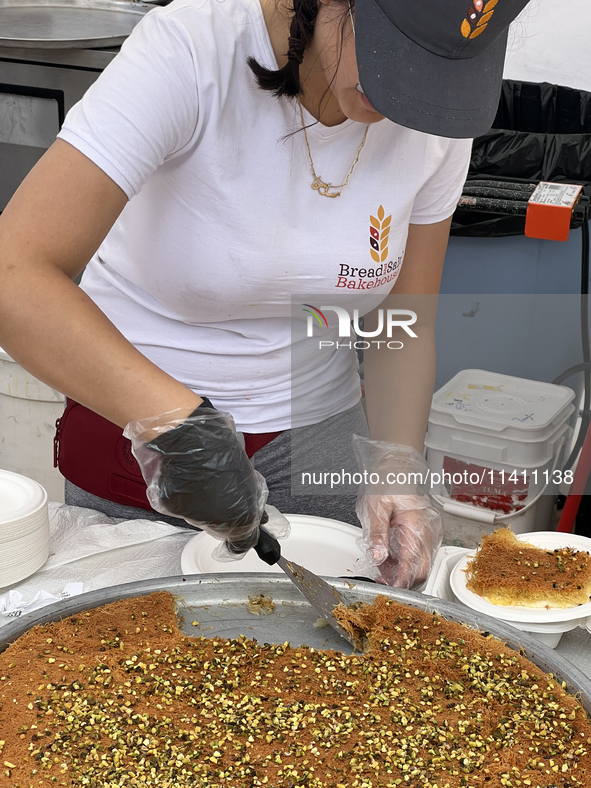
[[276, 556, 363, 649], [253, 526, 363, 649]]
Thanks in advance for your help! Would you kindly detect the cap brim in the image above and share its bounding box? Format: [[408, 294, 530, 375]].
[[355, 0, 508, 139]]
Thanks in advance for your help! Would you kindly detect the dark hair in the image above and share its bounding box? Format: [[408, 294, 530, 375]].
[[247, 0, 354, 99]]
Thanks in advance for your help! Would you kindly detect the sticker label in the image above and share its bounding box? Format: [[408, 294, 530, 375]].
[[529, 182, 582, 208], [442, 456, 528, 514]]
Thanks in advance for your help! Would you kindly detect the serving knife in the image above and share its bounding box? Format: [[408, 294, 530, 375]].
[[253, 527, 363, 649]]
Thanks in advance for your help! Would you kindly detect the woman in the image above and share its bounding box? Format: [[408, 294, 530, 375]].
[[0, 0, 531, 586]]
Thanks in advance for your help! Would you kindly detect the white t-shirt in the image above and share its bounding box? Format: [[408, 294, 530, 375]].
[[58, 0, 471, 433]]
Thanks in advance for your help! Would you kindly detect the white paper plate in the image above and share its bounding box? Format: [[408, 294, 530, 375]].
[[0, 470, 50, 587], [0, 532, 49, 583], [0, 469, 46, 524], [0, 533, 49, 563], [181, 514, 365, 577], [423, 546, 469, 602], [450, 531, 591, 624], [0, 509, 49, 543], [0, 546, 49, 588]]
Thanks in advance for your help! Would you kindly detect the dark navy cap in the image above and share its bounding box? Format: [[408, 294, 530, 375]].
[[355, 0, 532, 138]]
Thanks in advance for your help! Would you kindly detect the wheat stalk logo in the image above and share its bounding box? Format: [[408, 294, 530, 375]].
[[369, 205, 391, 264], [461, 0, 498, 39]]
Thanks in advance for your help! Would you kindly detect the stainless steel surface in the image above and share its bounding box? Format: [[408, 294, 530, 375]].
[[1, 574, 590, 717], [277, 556, 361, 648], [0, 55, 105, 210], [0, 0, 149, 48], [0, 44, 119, 67], [1, 89, 58, 147]]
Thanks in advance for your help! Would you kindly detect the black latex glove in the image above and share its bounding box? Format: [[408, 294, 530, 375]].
[[135, 398, 264, 552]]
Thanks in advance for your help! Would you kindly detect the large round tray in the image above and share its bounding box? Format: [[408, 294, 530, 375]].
[[1, 574, 590, 716], [0, 0, 150, 48]]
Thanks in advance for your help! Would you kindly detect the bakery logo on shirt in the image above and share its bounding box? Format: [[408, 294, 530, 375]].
[[370, 204, 390, 263], [335, 205, 403, 290]]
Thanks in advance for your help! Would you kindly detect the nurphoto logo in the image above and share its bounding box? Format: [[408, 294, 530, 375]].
[[302, 304, 418, 350]]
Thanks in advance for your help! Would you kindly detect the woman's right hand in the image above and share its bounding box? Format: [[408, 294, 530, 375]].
[[124, 398, 268, 556]]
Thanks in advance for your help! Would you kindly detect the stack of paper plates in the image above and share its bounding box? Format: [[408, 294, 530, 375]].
[[0, 469, 49, 588]]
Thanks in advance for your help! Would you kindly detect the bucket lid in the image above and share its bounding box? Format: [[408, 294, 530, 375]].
[[431, 369, 575, 432]]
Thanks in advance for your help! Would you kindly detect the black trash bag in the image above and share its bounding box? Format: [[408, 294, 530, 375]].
[[452, 80, 591, 237]]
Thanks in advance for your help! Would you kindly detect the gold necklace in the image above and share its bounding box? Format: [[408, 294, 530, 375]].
[[297, 99, 369, 198]]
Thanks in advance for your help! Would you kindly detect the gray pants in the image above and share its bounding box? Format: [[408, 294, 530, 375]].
[[65, 402, 369, 528]]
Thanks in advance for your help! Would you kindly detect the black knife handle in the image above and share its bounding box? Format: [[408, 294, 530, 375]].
[[224, 510, 270, 556], [254, 526, 281, 566]]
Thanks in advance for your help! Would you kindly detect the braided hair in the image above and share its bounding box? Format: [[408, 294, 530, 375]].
[[248, 0, 353, 98]]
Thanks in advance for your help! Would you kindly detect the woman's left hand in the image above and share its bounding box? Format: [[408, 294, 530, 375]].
[[356, 493, 442, 588]]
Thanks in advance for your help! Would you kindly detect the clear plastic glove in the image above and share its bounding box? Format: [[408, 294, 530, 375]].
[[353, 435, 442, 589], [211, 505, 290, 563], [124, 398, 274, 558]]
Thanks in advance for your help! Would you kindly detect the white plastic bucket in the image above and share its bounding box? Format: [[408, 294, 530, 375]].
[[426, 370, 575, 532], [427, 406, 575, 465], [0, 348, 65, 502]]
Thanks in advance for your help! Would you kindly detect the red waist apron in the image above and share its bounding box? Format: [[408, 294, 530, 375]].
[[54, 398, 282, 512]]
